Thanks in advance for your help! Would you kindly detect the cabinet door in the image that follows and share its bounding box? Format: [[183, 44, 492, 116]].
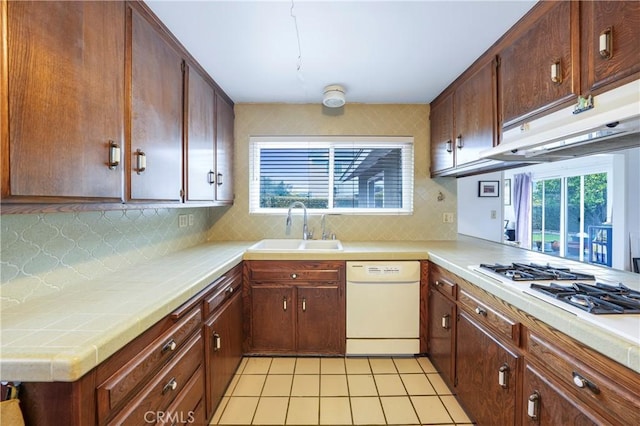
[[500, 1, 577, 127], [249, 285, 295, 352], [296, 285, 345, 354], [185, 65, 216, 202], [456, 310, 519, 426], [522, 362, 605, 426], [427, 288, 455, 389], [454, 58, 497, 165], [429, 94, 455, 175], [205, 291, 243, 419], [581, 1, 640, 93], [129, 7, 183, 202], [215, 92, 234, 203], [5, 1, 124, 201]]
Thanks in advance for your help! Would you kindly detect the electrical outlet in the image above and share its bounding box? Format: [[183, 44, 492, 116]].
[[491, 210, 497, 219], [188, 214, 194, 226], [443, 212, 454, 223], [178, 214, 188, 228]]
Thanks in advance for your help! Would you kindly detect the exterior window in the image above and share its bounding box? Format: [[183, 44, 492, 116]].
[[250, 137, 414, 214]]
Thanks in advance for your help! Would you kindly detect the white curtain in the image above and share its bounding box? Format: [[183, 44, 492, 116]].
[[514, 173, 532, 249]]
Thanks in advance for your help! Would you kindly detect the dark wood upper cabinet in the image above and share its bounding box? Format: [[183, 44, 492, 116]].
[[128, 6, 184, 202], [580, 1, 640, 94], [4, 1, 125, 202], [429, 94, 454, 175], [215, 93, 235, 203], [454, 57, 497, 165], [185, 65, 216, 202], [499, 0, 578, 128]]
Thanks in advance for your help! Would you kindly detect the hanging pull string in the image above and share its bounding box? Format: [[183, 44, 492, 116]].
[[290, 0, 303, 72]]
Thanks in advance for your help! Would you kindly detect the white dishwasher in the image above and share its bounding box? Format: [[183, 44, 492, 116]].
[[346, 261, 420, 355]]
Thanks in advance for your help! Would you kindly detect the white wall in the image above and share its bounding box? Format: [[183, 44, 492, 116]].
[[624, 148, 640, 270], [457, 171, 504, 242]]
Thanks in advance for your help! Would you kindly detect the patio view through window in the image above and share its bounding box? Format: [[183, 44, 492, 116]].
[[249, 137, 414, 214]]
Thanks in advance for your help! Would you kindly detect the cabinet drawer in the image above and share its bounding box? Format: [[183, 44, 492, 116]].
[[429, 263, 457, 299], [458, 288, 519, 344], [246, 261, 343, 283], [97, 307, 202, 421], [204, 267, 242, 317], [107, 332, 204, 426], [526, 330, 640, 426], [159, 364, 206, 426]]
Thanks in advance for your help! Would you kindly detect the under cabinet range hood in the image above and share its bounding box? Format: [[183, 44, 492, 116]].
[[481, 79, 640, 162]]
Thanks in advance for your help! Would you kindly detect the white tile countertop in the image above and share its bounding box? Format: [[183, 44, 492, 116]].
[[1, 236, 639, 382]]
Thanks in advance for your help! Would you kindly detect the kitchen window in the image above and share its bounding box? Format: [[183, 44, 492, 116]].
[[249, 136, 414, 214]]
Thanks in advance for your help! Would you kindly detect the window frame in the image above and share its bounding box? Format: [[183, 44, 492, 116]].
[[249, 136, 414, 215]]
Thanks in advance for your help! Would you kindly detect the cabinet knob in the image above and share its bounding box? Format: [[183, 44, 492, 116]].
[[162, 377, 178, 394], [283, 297, 287, 311], [161, 339, 177, 353], [302, 298, 306, 312], [290, 273, 298, 279], [435, 280, 441, 286], [572, 372, 600, 394], [475, 306, 487, 317], [527, 392, 540, 419]]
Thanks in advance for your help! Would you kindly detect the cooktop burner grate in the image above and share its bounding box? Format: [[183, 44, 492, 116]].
[[530, 282, 640, 314], [479, 262, 596, 281]]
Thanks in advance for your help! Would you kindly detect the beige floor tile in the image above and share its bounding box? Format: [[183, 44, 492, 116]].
[[321, 357, 346, 374], [210, 396, 229, 424], [380, 396, 420, 424], [218, 396, 259, 425], [347, 374, 377, 396], [244, 357, 273, 374], [252, 396, 289, 425], [417, 357, 437, 373], [374, 374, 407, 396], [320, 397, 352, 425], [320, 374, 349, 396], [295, 357, 320, 374], [269, 357, 296, 374], [224, 374, 241, 397], [393, 357, 423, 373], [291, 374, 320, 396], [262, 375, 293, 397], [368, 357, 397, 374], [286, 397, 319, 425], [350, 397, 386, 425], [345, 358, 371, 374], [411, 395, 453, 424], [427, 373, 453, 395], [440, 395, 473, 423], [236, 358, 248, 374], [400, 373, 436, 395], [233, 374, 266, 396]]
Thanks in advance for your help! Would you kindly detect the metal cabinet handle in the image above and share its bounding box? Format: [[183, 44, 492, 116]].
[[225, 285, 234, 295], [135, 149, 146, 174], [527, 392, 540, 419], [441, 314, 450, 330], [445, 140, 452, 153], [213, 332, 221, 351], [456, 135, 463, 149], [435, 280, 441, 286], [290, 273, 298, 279], [572, 372, 600, 394], [161, 339, 177, 353], [599, 27, 612, 59], [217, 172, 223, 186], [475, 306, 487, 317], [498, 364, 509, 388], [283, 297, 287, 311], [162, 377, 178, 394], [302, 298, 306, 312], [551, 61, 562, 84], [208, 170, 215, 185], [108, 141, 120, 169]]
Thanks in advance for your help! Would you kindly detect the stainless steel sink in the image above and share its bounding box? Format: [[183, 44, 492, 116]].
[[247, 239, 343, 252]]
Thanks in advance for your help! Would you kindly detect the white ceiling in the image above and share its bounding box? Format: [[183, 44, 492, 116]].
[[146, 0, 538, 105]]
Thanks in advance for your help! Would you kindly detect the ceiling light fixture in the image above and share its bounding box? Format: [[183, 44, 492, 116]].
[[323, 85, 346, 108]]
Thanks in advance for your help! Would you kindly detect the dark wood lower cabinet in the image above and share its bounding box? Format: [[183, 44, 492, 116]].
[[249, 285, 296, 352], [297, 285, 344, 354], [427, 288, 456, 389], [522, 362, 605, 426], [456, 310, 519, 426]]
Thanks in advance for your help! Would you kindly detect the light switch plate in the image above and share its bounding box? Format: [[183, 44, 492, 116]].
[[178, 214, 188, 228], [188, 214, 194, 226], [443, 212, 454, 223]]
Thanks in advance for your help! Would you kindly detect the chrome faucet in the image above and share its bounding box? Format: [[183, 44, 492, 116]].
[[321, 214, 328, 240], [286, 201, 309, 240]]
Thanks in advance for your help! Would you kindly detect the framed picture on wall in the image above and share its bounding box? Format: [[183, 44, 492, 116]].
[[504, 179, 511, 205], [478, 180, 500, 197]]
